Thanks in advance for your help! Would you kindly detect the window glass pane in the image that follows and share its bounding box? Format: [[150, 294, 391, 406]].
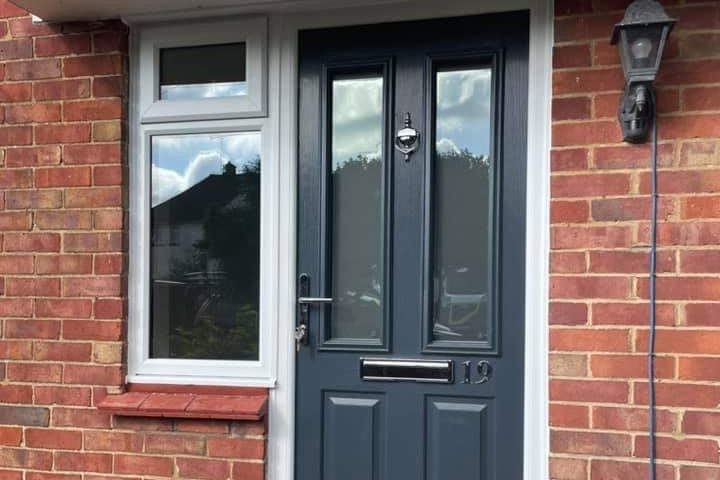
[[329, 74, 384, 341], [432, 66, 493, 345], [159, 43, 247, 100], [150, 132, 260, 360]]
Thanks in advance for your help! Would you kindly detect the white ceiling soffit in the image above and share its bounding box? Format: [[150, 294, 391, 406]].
[[10, 0, 397, 22]]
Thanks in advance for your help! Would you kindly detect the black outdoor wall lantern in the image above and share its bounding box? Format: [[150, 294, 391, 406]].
[[611, 0, 676, 143]]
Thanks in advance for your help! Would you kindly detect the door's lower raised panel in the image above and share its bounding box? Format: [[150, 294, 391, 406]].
[[426, 396, 493, 480], [323, 392, 386, 480]]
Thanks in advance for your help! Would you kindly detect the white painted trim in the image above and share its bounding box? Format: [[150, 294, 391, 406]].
[[122, 0, 504, 24], [525, 0, 552, 478], [267, 1, 553, 479]]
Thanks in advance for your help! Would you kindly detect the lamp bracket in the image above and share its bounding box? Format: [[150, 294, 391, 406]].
[[618, 81, 655, 144]]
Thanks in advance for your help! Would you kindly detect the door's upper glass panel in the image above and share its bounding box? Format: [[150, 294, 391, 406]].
[[431, 66, 494, 346], [150, 132, 260, 360], [329, 74, 384, 342], [159, 43, 247, 100]]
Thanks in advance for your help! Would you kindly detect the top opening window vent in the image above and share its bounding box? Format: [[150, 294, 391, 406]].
[[137, 16, 267, 123], [159, 43, 248, 100]]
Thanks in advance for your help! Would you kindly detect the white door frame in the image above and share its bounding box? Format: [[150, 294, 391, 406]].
[[269, 1, 552, 479]]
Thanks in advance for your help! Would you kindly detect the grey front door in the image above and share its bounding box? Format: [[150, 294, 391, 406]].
[[296, 12, 528, 480]]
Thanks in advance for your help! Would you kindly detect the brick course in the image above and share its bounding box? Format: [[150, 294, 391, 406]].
[[551, 1, 720, 478], [0, 2, 266, 480]]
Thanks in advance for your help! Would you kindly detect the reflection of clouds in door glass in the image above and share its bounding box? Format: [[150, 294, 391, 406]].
[[432, 66, 494, 345], [160, 81, 248, 100], [151, 132, 261, 206], [332, 76, 383, 167], [436, 68, 492, 159], [330, 74, 384, 341], [436, 138, 461, 155]]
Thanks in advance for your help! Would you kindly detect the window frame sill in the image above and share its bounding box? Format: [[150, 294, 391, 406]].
[[97, 384, 268, 421]]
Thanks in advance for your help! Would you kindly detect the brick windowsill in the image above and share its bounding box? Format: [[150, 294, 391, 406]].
[[97, 384, 268, 421]]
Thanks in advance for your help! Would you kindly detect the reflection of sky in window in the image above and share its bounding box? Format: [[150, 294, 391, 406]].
[[436, 68, 492, 159], [329, 71, 490, 165], [332, 76, 383, 169], [151, 132, 261, 207], [160, 81, 248, 100]]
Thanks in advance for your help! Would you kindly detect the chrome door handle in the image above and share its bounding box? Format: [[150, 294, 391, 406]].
[[295, 295, 331, 351], [298, 297, 333, 305], [296, 274, 332, 352]]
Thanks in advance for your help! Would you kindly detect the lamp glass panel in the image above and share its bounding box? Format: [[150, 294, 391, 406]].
[[619, 25, 666, 76]]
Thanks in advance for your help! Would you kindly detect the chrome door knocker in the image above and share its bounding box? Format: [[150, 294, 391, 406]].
[[395, 112, 419, 161]]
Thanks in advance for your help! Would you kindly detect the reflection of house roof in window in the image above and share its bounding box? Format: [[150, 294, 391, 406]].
[[152, 165, 256, 225]]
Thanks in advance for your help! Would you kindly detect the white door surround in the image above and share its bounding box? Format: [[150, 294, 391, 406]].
[[271, 2, 552, 478], [125, 1, 552, 478]]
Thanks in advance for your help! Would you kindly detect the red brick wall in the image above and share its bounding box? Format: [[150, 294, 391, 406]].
[[0, 2, 265, 479], [4, 0, 720, 477], [551, 1, 720, 478]]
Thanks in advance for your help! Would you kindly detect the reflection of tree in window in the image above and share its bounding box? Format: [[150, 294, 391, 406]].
[[329, 75, 385, 341], [432, 148, 491, 343], [151, 160, 260, 360], [331, 154, 383, 340]]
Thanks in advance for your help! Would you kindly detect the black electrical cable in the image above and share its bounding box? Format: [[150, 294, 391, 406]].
[[648, 87, 658, 480]]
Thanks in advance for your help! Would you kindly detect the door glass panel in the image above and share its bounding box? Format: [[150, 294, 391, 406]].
[[329, 74, 384, 341], [431, 66, 493, 345], [150, 131, 260, 360], [159, 43, 247, 100]]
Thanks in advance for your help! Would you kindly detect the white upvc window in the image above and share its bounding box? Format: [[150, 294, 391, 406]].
[[137, 16, 267, 122], [128, 16, 277, 386]]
